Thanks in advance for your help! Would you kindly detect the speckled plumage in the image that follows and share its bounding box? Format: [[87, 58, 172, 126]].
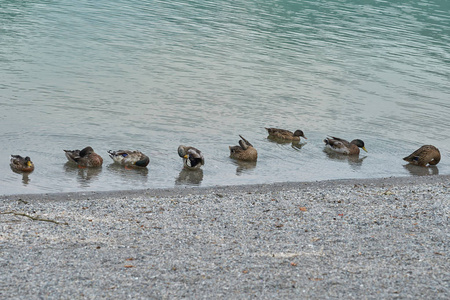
[[64, 146, 103, 167], [265, 128, 307, 141], [108, 150, 149, 167], [10, 155, 34, 172], [403, 145, 440, 167]]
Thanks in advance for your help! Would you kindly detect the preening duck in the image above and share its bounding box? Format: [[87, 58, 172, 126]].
[[177, 145, 204, 170], [64, 146, 103, 167], [229, 135, 258, 161], [403, 145, 440, 167]]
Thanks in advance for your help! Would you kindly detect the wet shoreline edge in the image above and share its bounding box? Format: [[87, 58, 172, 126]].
[[2, 174, 449, 202]]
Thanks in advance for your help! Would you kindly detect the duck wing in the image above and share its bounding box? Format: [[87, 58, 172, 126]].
[[325, 137, 350, 149], [186, 147, 204, 165], [64, 149, 81, 162]]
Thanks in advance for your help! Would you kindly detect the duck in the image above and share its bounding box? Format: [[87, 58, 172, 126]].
[[323, 136, 367, 155], [229, 135, 258, 161], [403, 145, 440, 167], [107, 150, 149, 167], [64, 146, 103, 167], [10, 155, 35, 172], [265, 128, 307, 141], [178, 145, 204, 170]]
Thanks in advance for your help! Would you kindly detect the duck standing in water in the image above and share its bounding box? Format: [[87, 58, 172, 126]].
[[10, 155, 35, 172], [323, 136, 367, 155], [64, 146, 103, 167], [178, 145, 204, 170], [229, 135, 258, 161], [107, 150, 149, 168], [403, 145, 440, 167], [265, 128, 307, 142]]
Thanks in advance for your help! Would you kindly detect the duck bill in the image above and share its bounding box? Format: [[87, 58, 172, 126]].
[[362, 146, 368, 152]]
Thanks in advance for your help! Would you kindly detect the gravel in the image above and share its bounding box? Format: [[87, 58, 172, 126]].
[[1, 175, 449, 299]]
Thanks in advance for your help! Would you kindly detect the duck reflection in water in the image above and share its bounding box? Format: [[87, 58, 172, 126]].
[[323, 149, 367, 168], [107, 163, 148, 185], [21, 173, 31, 185], [175, 168, 203, 186], [232, 160, 257, 176], [64, 162, 102, 185], [403, 164, 439, 176], [107, 163, 148, 176], [266, 137, 306, 151], [10, 168, 32, 185]]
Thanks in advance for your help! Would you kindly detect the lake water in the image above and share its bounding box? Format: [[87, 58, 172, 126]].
[[1, 0, 449, 195]]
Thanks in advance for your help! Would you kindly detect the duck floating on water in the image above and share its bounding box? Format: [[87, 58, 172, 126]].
[[64, 146, 103, 168], [265, 128, 307, 142], [10, 155, 34, 172], [177, 145, 204, 170], [403, 145, 440, 167], [229, 135, 258, 161], [323, 136, 367, 155], [107, 150, 149, 168]]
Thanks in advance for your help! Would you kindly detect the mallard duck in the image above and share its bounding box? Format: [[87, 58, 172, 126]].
[[178, 145, 204, 170], [403, 145, 440, 167], [229, 135, 258, 161], [323, 136, 367, 155], [10, 155, 34, 172], [265, 128, 307, 141], [107, 150, 149, 167], [64, 146, 103, 167]]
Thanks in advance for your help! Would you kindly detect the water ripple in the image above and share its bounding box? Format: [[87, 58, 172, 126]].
[[0, 0, 449, 194]]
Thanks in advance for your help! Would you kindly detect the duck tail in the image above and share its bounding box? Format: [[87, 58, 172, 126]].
[[239, 135, 253, 147]]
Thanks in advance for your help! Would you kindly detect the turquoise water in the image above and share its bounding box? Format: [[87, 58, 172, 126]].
[[1, 0, 449, 195]]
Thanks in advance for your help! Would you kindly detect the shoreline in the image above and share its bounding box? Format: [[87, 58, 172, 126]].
[[2, 174, 449, 202], [1, 174, 449, 298]]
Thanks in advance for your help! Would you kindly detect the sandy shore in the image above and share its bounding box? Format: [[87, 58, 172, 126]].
[[1, 175, 449, 299]]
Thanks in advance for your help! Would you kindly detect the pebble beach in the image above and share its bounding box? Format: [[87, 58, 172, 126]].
[[1, 175, 449, 299]]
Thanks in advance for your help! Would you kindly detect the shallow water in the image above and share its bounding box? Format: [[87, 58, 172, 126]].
[[1, 0, 449, 195]]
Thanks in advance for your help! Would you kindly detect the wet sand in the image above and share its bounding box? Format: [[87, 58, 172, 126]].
[[1, 175, 449, 299]]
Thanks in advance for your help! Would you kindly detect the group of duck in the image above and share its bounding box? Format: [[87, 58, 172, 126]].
[[9, 127, 441, 174]]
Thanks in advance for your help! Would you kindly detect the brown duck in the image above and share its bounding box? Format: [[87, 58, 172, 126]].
[[64, 146, 103, 167], [403, 145, 440, 167], [229, 135, 257, 161], [10, 155, 35, 172], [323, 136, 367, 155], [265, 128, 307, 141]]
